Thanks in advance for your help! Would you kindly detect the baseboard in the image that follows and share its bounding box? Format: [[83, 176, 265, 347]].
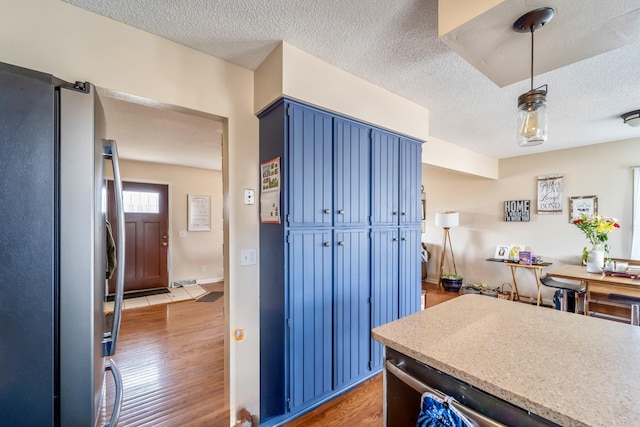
[[198, 277, 223, 285]]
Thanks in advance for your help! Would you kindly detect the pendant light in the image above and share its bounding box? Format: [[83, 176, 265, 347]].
[[513, 7, 554, 147]]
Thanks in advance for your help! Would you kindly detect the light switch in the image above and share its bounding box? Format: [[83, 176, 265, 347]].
[[241, 249, 257, 266], [244, 188, 255, 205]]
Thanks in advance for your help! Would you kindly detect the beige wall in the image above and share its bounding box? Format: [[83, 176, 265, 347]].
[[256, 42, 431, 142], [0, 0, 258, 421], [116, 160, 224, 284], [438, 0, 505, 36], [422, 138, 638, 303]]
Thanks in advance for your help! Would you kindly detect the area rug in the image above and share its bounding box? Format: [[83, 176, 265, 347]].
[[106, 287, 171, 302], [196, 291, 223, 303]]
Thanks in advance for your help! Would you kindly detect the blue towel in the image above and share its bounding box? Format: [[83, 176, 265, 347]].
[[416, 392, 477, 427]]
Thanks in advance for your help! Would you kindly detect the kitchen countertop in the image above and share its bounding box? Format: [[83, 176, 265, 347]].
[[372, 294, 640, 427]]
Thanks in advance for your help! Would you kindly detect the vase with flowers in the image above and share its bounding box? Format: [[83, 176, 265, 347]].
[[572, 213, 620, 272]]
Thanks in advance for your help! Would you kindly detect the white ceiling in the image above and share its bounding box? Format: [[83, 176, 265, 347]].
[[67, 0, 640, 163]]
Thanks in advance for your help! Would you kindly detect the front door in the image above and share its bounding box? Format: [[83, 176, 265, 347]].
[[108, 181, 169, 293]]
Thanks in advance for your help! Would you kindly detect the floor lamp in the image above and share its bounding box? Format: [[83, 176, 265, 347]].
[[435, 211, 459, 289]]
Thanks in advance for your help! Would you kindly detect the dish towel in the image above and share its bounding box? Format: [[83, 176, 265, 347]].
[[416, 392, 478, 427]]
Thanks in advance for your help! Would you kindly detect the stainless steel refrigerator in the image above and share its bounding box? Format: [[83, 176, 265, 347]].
[[0, 61, 125, 426]]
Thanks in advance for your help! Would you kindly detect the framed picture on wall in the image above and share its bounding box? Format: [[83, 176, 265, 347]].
[[569, 195, 597, 222], [188, 194, 211, 231]]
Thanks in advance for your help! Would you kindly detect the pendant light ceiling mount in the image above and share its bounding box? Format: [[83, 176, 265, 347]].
[[514, 7, 555, 148], [513, 7, 555, 33]]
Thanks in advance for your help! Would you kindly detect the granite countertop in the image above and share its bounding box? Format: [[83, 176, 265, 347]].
[[372, 294, 640, 427]]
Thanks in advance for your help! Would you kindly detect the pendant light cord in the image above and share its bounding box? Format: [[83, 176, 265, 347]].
[[530, 26, 534, 91]]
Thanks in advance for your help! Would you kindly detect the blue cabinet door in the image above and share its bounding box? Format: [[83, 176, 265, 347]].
[[371, 130, 400, 226], [399, 138, 422, 225], [370, 228, 399, 370], [334, 119, 370, 227], [287, 229, 333, 411], [333, 229, 371, 388], [399, 228, 421, 317], [287, 103, 333, 227]]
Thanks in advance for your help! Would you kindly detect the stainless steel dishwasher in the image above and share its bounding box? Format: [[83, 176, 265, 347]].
[[385, 348, 560, 427]]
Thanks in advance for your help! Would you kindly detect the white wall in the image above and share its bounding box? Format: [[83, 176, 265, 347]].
[[423, 138, 638, 303], [0, 0, 258, 422]]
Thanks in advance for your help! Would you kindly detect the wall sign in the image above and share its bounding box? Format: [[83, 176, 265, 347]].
[[569, 195, 598, 222], [504, 200, 530, 222], [260, 157, 281, 224], [537, 174, 563, 215], [188, 194, 211, 231]]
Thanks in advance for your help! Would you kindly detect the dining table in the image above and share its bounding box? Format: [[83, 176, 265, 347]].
[[546, 264, 640, 318]]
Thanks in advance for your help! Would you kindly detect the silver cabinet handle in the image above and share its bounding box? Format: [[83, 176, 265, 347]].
[[324, 209, 331, 214], [393, 211, 398, 215], [162, 242, 168, 246], [338, 241, 345, 246], [401, 212, 407, 216], [102, 139, 124, 357], [393, 237, 399, 241], [101, 358, 123, 427], [338, 210, 345, 214], [324, 242, 331, 247], [402, 237, 407, 241]]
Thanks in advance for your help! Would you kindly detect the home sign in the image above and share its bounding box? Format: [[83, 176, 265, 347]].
[[504, 200, 531, 222]]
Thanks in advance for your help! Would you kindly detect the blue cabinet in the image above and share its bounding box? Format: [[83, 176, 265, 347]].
[[371, 130, 400, 225], [333, 229, 370, 389], [370, 228, 400, 370], [334, 119, 370, 227], [288, 103, 333, 227], [372, 130, 422, 226], [399, 228, 422, 317], [288, 229, 333, 411], [259, 98, 422, 424], [399, 139, 422, 226]]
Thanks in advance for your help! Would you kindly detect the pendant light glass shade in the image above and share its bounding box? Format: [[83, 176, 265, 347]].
[[516, 88, 547, 147]]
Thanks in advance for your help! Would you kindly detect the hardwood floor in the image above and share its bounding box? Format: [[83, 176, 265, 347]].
[[99, 285, 228, 427], [99, 281, 455, 427]]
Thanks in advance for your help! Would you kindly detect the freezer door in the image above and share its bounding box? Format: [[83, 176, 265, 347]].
[[59, 83, 106, 427], [0, 62, 57, 427]]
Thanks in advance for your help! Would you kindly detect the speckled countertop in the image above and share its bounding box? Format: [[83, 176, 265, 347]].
[[372, 294, 640, 427]]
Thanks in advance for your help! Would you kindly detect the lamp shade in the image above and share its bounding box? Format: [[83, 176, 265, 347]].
[[435, 211, 459, 228]]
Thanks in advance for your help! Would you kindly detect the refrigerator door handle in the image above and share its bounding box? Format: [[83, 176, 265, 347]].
[[102, 139, 125, 357], [102, 358, 123, 427]]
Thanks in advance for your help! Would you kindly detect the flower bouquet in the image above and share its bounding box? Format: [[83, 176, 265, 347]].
[[572, 213, 620, 272], [572, 213, 620, 245]]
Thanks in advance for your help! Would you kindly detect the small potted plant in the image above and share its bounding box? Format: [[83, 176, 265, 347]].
[[440, 273, 463, 292]]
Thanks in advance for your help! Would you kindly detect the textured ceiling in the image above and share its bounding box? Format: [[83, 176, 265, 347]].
[[66, 0, 640, 162]]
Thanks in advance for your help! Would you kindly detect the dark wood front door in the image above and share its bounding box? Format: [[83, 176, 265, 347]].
[[108, 181, 169, 293]]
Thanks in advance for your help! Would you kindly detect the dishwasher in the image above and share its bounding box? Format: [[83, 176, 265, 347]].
[[385, 348, 560, 427]]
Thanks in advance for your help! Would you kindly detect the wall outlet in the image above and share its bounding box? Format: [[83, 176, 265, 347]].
[[201, 265, 207, 272], [241, 249, 257, 266], [179, 230, 187, 238]]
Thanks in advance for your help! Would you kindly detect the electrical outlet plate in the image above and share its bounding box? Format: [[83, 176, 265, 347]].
[[241, 249, 257, 266]]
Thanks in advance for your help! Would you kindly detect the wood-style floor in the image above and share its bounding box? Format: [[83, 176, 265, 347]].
[[99, 281, 456, 427], [99, 282, 228, 427]]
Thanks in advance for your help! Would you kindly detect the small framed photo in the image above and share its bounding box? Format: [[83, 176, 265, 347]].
[[508, 244, 526, 261], [494, 245, 510, 260], [569, 195, 597, 222]]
